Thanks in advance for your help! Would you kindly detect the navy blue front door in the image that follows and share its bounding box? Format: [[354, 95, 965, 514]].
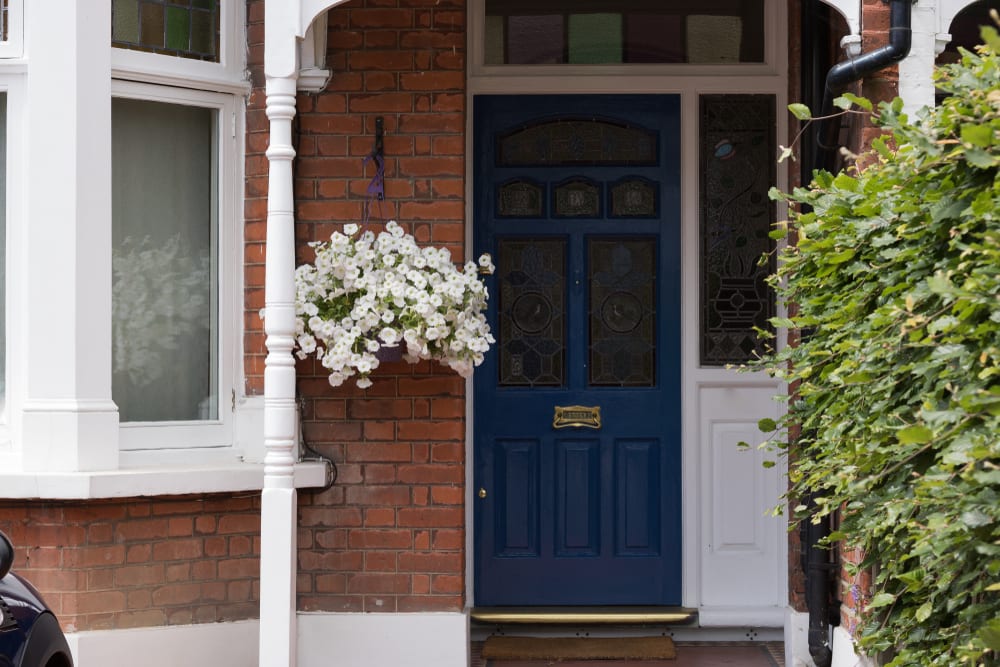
[[473, 95, 682, 606]]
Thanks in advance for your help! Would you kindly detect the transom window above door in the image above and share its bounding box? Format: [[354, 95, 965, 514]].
[[484, 0, 765, 65]]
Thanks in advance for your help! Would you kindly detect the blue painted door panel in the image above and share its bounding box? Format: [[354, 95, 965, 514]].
[[473, 95, 682, 606]]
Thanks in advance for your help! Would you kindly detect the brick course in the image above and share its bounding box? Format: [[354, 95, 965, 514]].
[[0, 495, 262, 632]]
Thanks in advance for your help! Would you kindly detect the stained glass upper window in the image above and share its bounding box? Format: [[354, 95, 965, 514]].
[[112, 0, 220, 62], [485, 0, 764, 65]]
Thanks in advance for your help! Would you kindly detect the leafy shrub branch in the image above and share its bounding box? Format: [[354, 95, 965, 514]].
[[757, 26, 1000, 666]]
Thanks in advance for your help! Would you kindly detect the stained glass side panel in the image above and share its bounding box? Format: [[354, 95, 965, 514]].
[[589, 239, 656, 386], [112, 0, 219, 62], [499, 239, 566, 387], [700, 95, 776, 366], [498, 119, 656, 166]]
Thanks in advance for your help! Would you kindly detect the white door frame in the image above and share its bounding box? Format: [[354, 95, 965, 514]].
[[464, 0, 790, 624]]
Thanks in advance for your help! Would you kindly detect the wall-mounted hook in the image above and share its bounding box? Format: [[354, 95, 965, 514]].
[[373, 116, 384, 200]]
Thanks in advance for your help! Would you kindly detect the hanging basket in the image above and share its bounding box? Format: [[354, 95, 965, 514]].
[[375, 343, 404, 364]]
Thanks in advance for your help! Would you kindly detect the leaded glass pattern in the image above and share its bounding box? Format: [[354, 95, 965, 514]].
[[484, 0, 764, 64], [554, 178, 600, 218], [589, 239, 655, 386], [498, 119, 656, 166], [610, 177, 657, 218], [700, 95, 776, 365], [498, 179, 544, 218], [499, 239, 565, 386], [112, 0, 220, 62]]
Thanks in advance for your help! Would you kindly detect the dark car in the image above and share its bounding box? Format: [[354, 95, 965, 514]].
[[0, 531, 73, 667]]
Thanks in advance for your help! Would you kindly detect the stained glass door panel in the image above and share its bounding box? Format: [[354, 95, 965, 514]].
[[473, 95, 681, 606]]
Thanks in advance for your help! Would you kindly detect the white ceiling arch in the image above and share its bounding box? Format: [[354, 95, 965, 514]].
[[815, 0, 861, 36]]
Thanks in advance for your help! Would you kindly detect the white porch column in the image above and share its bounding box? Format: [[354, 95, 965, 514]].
[[260, 2, 351, 665], [898, 0, 940, 113], [260, 1, 301, 665], [20, 0, 119, 471]]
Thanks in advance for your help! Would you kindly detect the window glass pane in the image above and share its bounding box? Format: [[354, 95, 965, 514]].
[[568, 13, 622, 64], [687, 15, 742, 63], [589, 238, 656, 386], [498, 239, 566, 387], [486, 0, 764, 65], [112, 98, 218, 422], [508, 15, 563, 64], [1, 0, 8, 43], [0, 93, 6, 403], [625, 14, 684, 63], [700, 94, 775, 366], [112, 0, 219, 62]]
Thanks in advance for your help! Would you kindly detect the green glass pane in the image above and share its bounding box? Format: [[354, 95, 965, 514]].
[[485, 14, 504, 65], [140, 2, 165, 49], [569, 13, 622, 64], [191, 0, 215, 9], [112, 0, 140, 42], [190, 8, 215, 56], [165, 6, 190, 51], [687, 15, 742, 63]]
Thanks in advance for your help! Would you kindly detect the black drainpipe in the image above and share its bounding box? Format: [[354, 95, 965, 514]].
[[804, 3, 913, 665], [815, 0, 914, 172]]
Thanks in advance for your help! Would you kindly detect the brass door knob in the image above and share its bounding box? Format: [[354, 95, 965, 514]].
[[478, 488, 487, 499]]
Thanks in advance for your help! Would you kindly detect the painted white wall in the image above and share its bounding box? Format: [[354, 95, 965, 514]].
[[831, 625, 878, 667], [66, 620, 259, 667], [785, 609, 815, 667], [298, 612, 469, 667]]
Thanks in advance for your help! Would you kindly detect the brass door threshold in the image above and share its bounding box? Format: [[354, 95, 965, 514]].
[[471, 607, 698, 626]]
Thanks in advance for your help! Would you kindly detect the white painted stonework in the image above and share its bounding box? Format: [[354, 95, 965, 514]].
[[297, 612, 469, 667], [831, 625, 878, 667], [784, 610, 815, 667], [66, 620, 260, 667]]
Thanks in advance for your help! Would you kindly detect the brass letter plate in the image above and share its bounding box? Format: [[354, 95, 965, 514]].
[[553, 405, 601, 430]]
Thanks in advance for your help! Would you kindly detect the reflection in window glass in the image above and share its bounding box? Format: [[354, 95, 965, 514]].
[[112, 98, 218, 422], [0, 93, 6, 404], [485, 0, 764, 64]]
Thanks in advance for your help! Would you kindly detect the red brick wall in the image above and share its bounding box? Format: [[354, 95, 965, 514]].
[[0, 495, 261, 632], [242, 0, 469, 613], [854, 0, 902, 157]]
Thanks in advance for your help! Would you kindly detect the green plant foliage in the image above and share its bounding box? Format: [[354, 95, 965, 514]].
[[759, 34, 1000, 666]]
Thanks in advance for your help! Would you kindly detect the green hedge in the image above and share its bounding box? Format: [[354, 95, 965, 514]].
[[761, 28, 1000, 666]]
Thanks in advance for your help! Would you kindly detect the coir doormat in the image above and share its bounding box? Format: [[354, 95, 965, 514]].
[[482, 636, 677, 661]]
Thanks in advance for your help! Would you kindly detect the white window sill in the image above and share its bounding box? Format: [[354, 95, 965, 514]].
[[0, 461, 331, 500]]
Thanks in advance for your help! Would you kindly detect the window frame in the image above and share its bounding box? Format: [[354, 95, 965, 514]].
[[110, 0, 246, 95], [468, 0, 782, 79], [111, 79, 240, 455], [0, 0, 23, 59], [0, 74, 23, 455]]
